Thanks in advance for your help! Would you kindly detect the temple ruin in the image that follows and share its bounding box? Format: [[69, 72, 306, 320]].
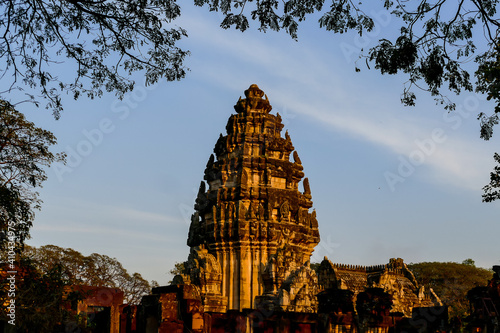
[[183, 83, 320, 314], [142, 84, 441, 333]]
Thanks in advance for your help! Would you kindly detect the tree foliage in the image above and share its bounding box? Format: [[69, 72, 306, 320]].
[[482, 152, 500, 202], [196, 0, 497, 119], [0, 257, 79, 333], [194, 0, 500, 201], [0, 0, 189, 118], [408, 259, 492, 320], [0, 101, 63, 251], [1, 246, 152, 331], [168, 261, 189, 284], [24, 244, 151, 304], [2, 1, 500, 201]]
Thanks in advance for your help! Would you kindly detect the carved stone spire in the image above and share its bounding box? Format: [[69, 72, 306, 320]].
[[186, 84, 320, 312]]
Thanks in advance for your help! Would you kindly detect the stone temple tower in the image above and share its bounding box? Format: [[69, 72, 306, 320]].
[[183, 84, 320, 313]]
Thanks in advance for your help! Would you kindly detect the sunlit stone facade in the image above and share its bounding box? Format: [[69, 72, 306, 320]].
[[184, 84, 320, 312]]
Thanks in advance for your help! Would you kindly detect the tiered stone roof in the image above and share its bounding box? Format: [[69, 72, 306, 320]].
[[186, 84, 320, 311], [317, 257, 434, 316]]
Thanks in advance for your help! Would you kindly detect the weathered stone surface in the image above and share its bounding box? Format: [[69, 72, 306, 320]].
[[146, 84, 441, 333], [317, 257, 434, 317], [184, 84, 320, 312], [257, 244, 319, 313], [62, 285, 123, 333], [467, 266, 500, 332]]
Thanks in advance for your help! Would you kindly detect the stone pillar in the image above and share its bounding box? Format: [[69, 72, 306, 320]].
[[232, 247, 240, 310], [251, 248, 260, 308], [240, 246, 251, 310], [110, 303, 120, 333], [221, 248, 229, 309]]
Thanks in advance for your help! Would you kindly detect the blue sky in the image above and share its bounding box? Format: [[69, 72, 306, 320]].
[[10, 4, 500, 284]]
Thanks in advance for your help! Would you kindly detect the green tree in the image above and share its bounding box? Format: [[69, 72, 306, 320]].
[[24, 245, 151, 304], [1, 246, 153, 331], [0, 0, 188, 118], [168, 261, 186, 284], [408, 260, 492, 321], [3, 1, 500, 200], [462, 258, 476, 266], [196, 0, 496, 119], [0, 257, 81, 333], [169, 261, 186, 276], [194, 0, 500, 200], [310, 262, 321, 273], [0, 101, 64, 251], [0, 2, 189, 249], [482, 152, 500, 202]]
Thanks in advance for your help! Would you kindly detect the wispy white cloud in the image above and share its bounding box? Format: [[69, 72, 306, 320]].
[[37, 197, 185, 232], [423, 138, 496, 191], [177, 5, 496, 193], [290, 97, 496, 191], [33, 223, 168, 242], [113, 207, 181, 225]]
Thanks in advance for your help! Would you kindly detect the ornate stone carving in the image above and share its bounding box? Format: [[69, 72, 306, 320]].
[[194, 181, 208, 212], [293, 150, 302, 165], [256, 245, 319, 313], [187, 212, 202, 247], [185, 84, 320, 312], [280, 200, 290, 221], [316, 256, 435, 317], [152, 84, 438, 333], [181, 246, 227, 313], [303, 177, 311, 198]]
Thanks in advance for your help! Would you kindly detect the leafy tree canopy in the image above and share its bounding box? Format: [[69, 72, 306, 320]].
[[3, 0, 498, 127], [408, 259, 493, 320], [0, 0, 188, 118], [1, 246, 154, 331], [196, 0, 499, 130], [0, 257, 76, 333], [483, 152, 500, 202], [195, 0, 500, 201], [2, 1, 500, 201], [169, 261, 185, 277], [23, 244, 152, 304], [0, 101, 64, 250]]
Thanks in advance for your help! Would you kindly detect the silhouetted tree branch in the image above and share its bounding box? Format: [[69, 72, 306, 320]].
[[195, 0, 500, 201], [0, 0, 189, 118]]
